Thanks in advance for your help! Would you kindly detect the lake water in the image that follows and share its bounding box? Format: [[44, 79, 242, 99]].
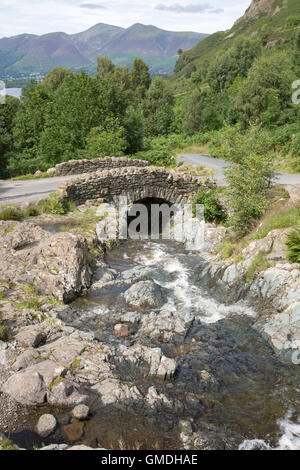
[[0, 87, 22, 99]]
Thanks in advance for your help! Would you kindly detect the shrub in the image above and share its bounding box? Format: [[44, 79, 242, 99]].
[[24, 205, 40, 218], [286, 228, 300, 263], [133, 149, 176, 167], [38, 194, 75, 215], [0, 318, 8, 341], [192, 187, 226, 224], [0, 205, 23, 221], [225, 153, 274, 235]]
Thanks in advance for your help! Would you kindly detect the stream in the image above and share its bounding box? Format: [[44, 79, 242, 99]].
[[11, 238, 300, 450]]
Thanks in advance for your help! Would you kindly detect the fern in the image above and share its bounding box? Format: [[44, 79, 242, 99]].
[[286, 228, 300, 263]]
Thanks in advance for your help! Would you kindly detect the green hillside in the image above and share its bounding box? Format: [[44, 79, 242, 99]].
[[170, 0, 300, 92]]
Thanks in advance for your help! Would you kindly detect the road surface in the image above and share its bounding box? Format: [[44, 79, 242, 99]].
[[178, 153, 300, 194], [0, 175, 76, 206], [1, 154, 300, 206]]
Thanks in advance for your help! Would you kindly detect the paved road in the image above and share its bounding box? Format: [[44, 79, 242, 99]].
[[179, 153, 300, 194], [1, 154, 300, 206], [0, 175, 76, 206]]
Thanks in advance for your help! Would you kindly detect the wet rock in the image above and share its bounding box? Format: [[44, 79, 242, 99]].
[[138, 309, 194, 341], [145, 386, 172, 408], [92, 378, 142, 406], [93, 266, 117, 284], [254, 301, 300, 360], [114, 324, 130, 338], [15, 325, 47, 348], [124, 281, 166, 309], [40, 444, 69, 450], [64, 420, 85, 442], [72, 404, 90, 420], [121, 266, 158, 284], [36, 414, 57, 438], [120, 344, 177, 379]]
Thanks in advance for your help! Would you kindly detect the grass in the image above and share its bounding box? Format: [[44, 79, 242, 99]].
[[10, 172, 49, 181], [0, 438, 17, 450], [246, 252, 270, 282], [177, 143, 210, 155], [0, 195, 76, 221], [0, 205, 23, 221], [252, 206, 300, 240]]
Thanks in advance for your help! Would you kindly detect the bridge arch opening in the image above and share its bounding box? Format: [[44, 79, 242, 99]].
[[127, 197, 177, 238]]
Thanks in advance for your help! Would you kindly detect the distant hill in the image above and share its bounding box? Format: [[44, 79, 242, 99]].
[[171, 0, 300, 90], [0, 23, 208, 78]]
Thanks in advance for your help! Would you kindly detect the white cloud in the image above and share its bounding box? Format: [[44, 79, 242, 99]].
[[155, 3, 224, 14], [0, 0, 251, 37], [79, 2, 106, 9]]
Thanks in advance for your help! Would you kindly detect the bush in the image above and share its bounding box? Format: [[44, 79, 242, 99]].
[[192, 187, 226, 224], [0, 318, 8, 341], [38, 194, 75, 215], [286, 228, 300, 263], [225, 153, 274, 235], [133, 149, 176, 167], [0, 205, 23, 221], [24, 205, 40, 218]]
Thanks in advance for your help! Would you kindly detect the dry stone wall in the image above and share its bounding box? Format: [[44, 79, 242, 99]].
[[57, 166, 203, 206], [50, 157, 150, 177]]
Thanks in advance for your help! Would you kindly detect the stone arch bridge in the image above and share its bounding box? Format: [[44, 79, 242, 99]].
[[57, 161, 207, 208]]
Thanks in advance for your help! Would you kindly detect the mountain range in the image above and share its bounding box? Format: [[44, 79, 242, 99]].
[[0, 23, 208, 78]]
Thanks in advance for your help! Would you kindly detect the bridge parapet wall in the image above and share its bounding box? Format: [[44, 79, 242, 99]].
[[57, 166, 204, 206], [51, 157, 150, 177]]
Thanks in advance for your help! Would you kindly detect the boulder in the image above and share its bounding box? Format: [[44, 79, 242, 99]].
[[124, 281, 166, 309], [36, 414, 57, 438], [24, 233, 92, 303], [48, 380, 89, 407], [47, 168, 56, 177], [72, 404, 90, 420], [2, 360, 66, 405], [15, 325, 47, 348]]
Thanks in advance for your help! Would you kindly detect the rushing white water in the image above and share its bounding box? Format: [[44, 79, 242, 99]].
[[134, 241, 256, 324], [239, 413, 300, 450]]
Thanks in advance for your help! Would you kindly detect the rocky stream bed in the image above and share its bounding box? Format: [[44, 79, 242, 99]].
[[0, 212, 299, 450]]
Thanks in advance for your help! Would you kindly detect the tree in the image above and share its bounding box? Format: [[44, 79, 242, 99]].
[[97, 56, 115, 79], [208, 39, 260, 93], [86, 117, 127, 158], [142, 77, 174, 136], [39, 72, 127, 166], [182, 89, 222, 135], [234, 52, 295, 127], [130, 58, 151, 98], [42, 68, 72, 92], [12, 81, 52, 163]]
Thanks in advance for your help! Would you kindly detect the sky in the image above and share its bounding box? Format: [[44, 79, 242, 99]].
[[0, 0, 251, 37]]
